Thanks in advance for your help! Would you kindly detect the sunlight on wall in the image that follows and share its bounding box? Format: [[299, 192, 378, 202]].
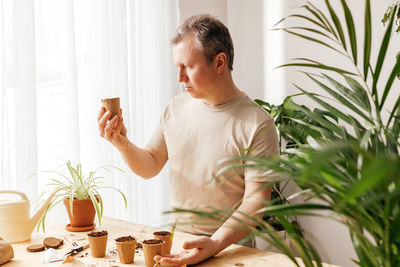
[[263, 1, 285, 105]]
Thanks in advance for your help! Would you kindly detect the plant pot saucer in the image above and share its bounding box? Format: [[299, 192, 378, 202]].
[[66, 223, 96, 232]]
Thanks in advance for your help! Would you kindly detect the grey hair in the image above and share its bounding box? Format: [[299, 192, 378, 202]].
[[171, 14, 234, 70]]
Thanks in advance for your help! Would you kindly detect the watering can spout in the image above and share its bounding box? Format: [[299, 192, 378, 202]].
[[28, 189, 62, 233]]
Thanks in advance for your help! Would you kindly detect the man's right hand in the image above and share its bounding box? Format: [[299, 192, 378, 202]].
[[98, 107, 128, 151], [98, 106, 167, 178]]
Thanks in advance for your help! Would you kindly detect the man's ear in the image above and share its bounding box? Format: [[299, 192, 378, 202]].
[[215, 52, 227, 74]]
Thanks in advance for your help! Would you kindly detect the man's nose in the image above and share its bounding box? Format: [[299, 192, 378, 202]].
[[178, 68, 188, 83]]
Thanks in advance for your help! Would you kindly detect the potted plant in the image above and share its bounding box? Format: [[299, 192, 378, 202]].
[[251, 98, 307, 251], [36, 161, 127, 232], [170, 0, 400, 266], [230, 0, 400, 265]]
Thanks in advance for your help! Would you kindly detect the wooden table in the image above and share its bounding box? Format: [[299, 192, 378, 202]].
[[4, 217, 339, 266]]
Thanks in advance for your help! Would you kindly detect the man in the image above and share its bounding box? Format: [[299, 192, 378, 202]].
[[98, 14, 279, 266]]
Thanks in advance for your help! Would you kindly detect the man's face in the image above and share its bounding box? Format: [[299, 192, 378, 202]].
[[173, 36, 217, 101]]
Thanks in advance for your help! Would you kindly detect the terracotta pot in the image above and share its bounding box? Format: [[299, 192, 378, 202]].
[[63, 197, 98, 227]]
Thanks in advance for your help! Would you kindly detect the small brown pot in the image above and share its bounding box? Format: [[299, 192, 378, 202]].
[[153, 231, 172, 255], [115, 236, 136, 264], [87, 231, 108, 258], [63, 197, 98, 228], [101, 97, 120, 118], [142, 239, 164, 267]]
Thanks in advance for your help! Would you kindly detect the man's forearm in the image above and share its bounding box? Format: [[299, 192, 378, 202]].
[[210, 198, 265, 252], [118, 141, 164, 179]]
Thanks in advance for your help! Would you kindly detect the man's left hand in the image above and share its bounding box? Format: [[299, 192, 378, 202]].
[[154, 236, 222, 266]]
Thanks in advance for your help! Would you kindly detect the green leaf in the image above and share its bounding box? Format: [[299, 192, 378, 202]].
[[287, 116, 337, 141], [343, 75, 371, 112], [387, 94, 400, 128], [92, 189, 104, 218], [350, 232, 377, 266], [340, 0, 357, 64], [274, 14, 327, 31], [258, 203, 330, 214], [363, 0, 372, 79], [277, 61, 356, 75], [323, 74, 369, 113], [296, 84, 355, 127], [272, 27, 336, 43], [324, 0, 347, 50], [290, 88, 345, 136], [379, 56, 400, 109], [282, 29, 345, 56], [372, 5, 396, 98], [314, 74, 372, 123], [98, 186, 128, 209], [303, 5, 330, 30], [347, 158, 395, 200], [308, 1, 338, 39], [89, 193, 102, 227]]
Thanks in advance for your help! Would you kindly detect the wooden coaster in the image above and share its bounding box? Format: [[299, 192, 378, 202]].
[[43, 237, 63, 249], [26, 244, 45, 252]]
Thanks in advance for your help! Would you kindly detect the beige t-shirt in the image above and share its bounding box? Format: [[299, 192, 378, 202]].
[[148, 92, 279, 235]]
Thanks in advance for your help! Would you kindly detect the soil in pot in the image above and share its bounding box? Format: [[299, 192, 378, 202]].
[[87, 230, 108, 258], [115, 235, 136, 264], [153, 231, 172, 255], [87, 231, 107, 238], [142, 239, 164, 267]]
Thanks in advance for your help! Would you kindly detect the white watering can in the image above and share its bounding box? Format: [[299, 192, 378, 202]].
[[0, 190, 60, 243]]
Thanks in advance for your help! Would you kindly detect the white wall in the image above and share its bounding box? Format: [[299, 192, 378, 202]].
[[179, 0, 227, 24], [179, 1, 399, 267], [179, 0, 268, 100]]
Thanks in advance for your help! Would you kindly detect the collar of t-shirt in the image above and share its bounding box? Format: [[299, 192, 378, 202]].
[[193, 92, 247, 112]]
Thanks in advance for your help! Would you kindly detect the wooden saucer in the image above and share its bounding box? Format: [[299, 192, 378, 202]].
[[66, 223, 95, 232]]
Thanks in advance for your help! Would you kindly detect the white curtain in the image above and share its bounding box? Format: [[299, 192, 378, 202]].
[[0, 0, 180, 227]]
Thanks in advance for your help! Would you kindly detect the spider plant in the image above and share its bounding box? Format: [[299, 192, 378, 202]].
[[169, 0, 400, 266], [36, 161, 127, 231]]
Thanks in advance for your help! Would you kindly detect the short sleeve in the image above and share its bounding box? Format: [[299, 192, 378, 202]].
[[147, 109, 168, 157], [244, 119, 280, 182]]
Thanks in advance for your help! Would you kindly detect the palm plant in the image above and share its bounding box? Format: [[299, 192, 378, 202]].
[[382, 1, 400, 80], [170, 0, 400, 266], [248, 0, 400, 265]]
